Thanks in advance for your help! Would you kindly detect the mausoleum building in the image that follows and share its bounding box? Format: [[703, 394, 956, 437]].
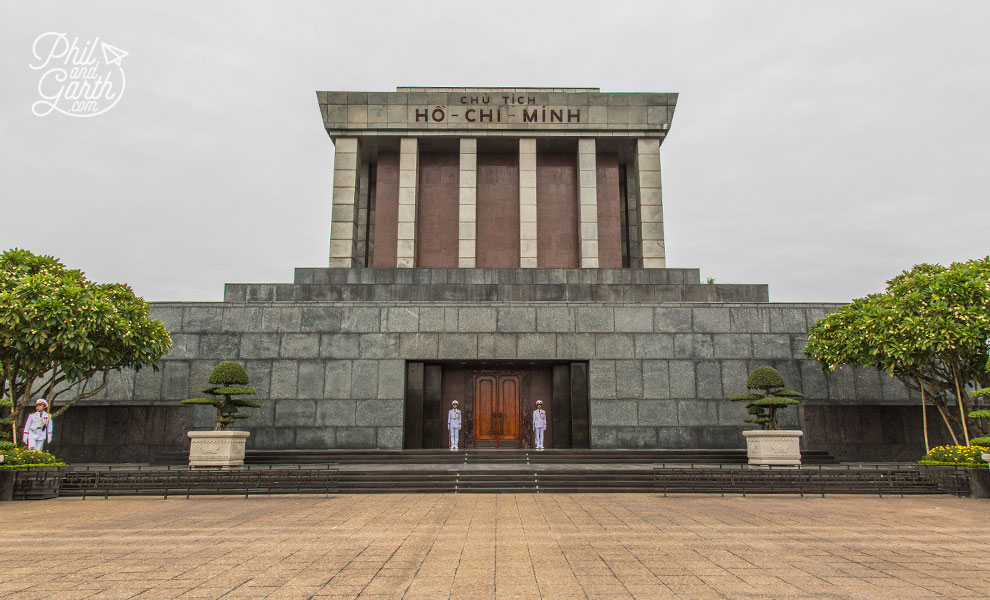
[[54, 87, 930, 462]]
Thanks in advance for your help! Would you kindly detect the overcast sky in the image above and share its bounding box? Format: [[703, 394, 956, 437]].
[[2, 1, 988, 303]]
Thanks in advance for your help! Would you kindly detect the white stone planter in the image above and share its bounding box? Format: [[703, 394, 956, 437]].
[[982, 453, 990, 466], [742, 430, 803, 466], [187, 431, 250, 467]]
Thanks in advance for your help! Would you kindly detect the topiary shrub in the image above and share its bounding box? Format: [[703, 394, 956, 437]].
[[181, 361, 260, 431], [729, 366, 804, 430]]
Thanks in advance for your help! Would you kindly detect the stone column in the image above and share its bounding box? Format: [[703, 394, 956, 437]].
[[329, 137, 359, 267], [519, 138, 538, 268], [458, 138, 477, 268], [355, 161, 370, 267], [397, 137, 418, 268], [636, 138, 666, 268], [577, 138, 599, 268]]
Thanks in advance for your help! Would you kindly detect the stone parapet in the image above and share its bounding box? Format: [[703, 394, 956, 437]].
[[223, 268, 769, 303]]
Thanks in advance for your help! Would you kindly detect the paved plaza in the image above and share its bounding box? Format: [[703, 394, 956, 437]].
[[2, 494, 988, 599]]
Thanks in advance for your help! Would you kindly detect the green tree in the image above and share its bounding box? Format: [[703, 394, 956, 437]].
[[729, 366, 804, 430], [804, 257, 990, 446], [181, 361, 260, 430], [0, 249, 172, 444]]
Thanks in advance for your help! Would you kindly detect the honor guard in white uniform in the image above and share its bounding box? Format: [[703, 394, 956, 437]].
[[23, 398, 53, 451], [533, 400, 547, 449], [447, 400, 461, 450]]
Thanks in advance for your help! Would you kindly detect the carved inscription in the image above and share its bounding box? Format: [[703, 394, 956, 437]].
[[413, 96, 581, 126]]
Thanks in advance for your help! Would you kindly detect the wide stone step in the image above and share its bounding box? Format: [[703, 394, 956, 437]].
[[50, 463, 971, 497]]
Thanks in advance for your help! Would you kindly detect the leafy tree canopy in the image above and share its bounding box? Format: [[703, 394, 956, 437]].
[[804, 256, 990, 444], [0, 248, 171, 444]]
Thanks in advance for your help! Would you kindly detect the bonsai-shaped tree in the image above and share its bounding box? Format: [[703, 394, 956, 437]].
[[969, 387, 990, 447], [181, 361, 259, 431], [729, 366, 804, 430]]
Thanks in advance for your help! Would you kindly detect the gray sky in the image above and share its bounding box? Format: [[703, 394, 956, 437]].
[[2, 1, 988, 303]]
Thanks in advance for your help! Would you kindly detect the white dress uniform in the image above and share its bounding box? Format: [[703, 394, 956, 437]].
[[23, 409, 53, 451], [533, 405, 547, 449], [447, 406, 461, 450]]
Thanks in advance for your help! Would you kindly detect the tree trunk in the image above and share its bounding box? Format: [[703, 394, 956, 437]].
[[952, 364, 970, 445], [934, 401, 960, 446], [920, 377, 930, 454]]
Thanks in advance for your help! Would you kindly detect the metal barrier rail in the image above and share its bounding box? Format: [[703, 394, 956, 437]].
[[57, 467, 341, 499], [650, 464, 971, 497]]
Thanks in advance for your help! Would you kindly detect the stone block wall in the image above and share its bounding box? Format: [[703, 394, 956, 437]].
[[61, 295, 923, 461]]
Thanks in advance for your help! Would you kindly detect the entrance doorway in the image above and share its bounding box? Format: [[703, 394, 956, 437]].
[[403, 361, 589, 450], [473, 374, 521, 448]]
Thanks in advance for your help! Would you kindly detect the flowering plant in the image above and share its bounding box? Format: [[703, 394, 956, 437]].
[[918, 444, 989, 468], [0, 445, 65, 470]]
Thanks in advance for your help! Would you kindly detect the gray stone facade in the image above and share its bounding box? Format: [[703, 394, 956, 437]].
[[54, 268, 925, 462]]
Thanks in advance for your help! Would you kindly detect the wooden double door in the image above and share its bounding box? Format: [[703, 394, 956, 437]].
[[473, 374, 522, 448]]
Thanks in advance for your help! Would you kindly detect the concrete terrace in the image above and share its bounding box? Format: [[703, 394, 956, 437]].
[[2, 494, 988, 599]]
